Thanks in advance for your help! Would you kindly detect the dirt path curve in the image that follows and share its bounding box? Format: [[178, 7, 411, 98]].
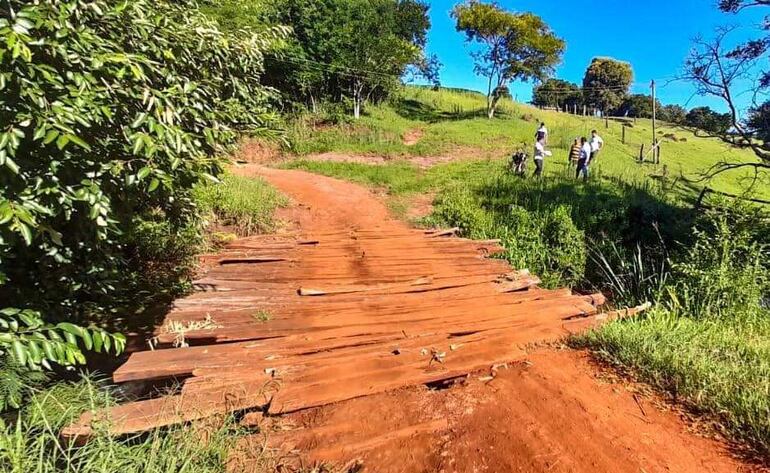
[[234, 164, 752, 473]]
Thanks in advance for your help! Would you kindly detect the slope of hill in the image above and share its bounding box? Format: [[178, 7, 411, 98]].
[[287, 86, 770, 200]]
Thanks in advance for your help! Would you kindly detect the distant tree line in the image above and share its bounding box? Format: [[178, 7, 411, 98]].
[[531, 57, 736, 135]]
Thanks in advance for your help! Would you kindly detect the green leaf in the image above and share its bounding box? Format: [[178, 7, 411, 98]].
[[55, 134, 70, 150], [18, 223, 32, 245], [42, 341, 56, 361], [57, 322, 84, 338], [33, 126, 47, 141], [147, 178, 160, 192], [66, 134, 91, 151], [81, 330, 93, 351], [137, 167, 151, 180], [5, 157, 19, 174], [11, 340, 26, 367], [93, 331, 103, 352], [43, 130, 59, 145]]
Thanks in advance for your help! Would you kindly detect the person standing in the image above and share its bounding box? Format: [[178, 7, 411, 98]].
[[568, 138, 581, 165], [576, 136, 591, 181], [535, 122, 548, 144], [590, 129, 604, 161], [533, 137, 551, 177]]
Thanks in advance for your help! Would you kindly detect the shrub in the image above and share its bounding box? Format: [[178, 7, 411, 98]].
[[665, 200, 769, 319], [0, 0, 283, 372], [432, 187, 585, 288]]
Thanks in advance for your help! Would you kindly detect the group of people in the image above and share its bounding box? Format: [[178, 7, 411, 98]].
[[526, 122, 604, 181]]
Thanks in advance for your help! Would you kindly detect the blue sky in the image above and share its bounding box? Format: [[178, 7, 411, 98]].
[[418, 0, 768, 112]]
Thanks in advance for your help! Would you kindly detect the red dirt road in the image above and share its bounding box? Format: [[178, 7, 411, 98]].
[[235, 164, 755, 473]]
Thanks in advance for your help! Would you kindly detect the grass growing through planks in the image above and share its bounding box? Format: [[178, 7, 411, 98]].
[[0, 374, 360, 472], [194, 173, 289, 236], [0, 376, 280, 473], [252, 310, 272, 323]]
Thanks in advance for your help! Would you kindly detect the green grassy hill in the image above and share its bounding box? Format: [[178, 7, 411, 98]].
[[288, 86, 770, 200]]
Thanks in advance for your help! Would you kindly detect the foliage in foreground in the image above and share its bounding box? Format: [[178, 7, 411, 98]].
[[0, 377, 279, 473], [0, 0, 282, 371]]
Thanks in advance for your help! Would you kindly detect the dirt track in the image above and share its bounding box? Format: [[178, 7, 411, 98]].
[[235, 165, 754, 473]]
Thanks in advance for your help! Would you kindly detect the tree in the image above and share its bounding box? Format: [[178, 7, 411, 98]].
[[252, 0, 432, 118], [747, 100, 770, 143], [682, 3, 770, 172], [453, 1, 565, 118], [582, 57, 633, 114], [615, 94, 661, 118], [659, 104, 688, 124], [532, 79, 582, 110], [685, 107, 733, 134]]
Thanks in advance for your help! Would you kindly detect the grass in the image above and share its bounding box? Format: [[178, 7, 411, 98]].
[[575, 310, 770, 456], [194, 173, 289, 236], [0, 376, 277, 473]]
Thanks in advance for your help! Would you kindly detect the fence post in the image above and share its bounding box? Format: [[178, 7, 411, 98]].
[[656, 140, 661, 164], [622, 125, 626, 144], [639, 143, 644, 163], [605, 116, 609, 129]]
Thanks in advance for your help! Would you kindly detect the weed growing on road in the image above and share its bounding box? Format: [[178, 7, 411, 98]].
[[195, 173, 289, 236]]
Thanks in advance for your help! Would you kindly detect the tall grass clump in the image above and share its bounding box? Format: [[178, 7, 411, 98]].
[[430, 185, 586, 288], [194, 174, 289, 235], [576, 199, 770, 456], [0, 377, 277, 473]]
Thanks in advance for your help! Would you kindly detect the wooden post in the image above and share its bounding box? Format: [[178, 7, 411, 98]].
[[651, 80, 657, 150], [605, 116, 609, 129], [639, 143, 645, 163], [622, 125, 626, 144], [583, 105, 586, 116], [656, 139, 661, 164]]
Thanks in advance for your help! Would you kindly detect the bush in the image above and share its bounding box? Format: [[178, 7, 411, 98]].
[[577, 200, 770, 457], [431, 187, 585, 288], [194, 174, 289, 236], [0, 0, 283, 372], [666, 200, 769, 319]]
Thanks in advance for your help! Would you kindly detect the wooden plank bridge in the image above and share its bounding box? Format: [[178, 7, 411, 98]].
[[62, 226, 628, 440]]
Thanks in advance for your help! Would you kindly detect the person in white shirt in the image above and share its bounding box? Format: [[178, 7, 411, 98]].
[[577, 136, 592, 181], [590, 129, 604, 160], [533, 137, 551, 177], [535, 122, 548, 144]]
